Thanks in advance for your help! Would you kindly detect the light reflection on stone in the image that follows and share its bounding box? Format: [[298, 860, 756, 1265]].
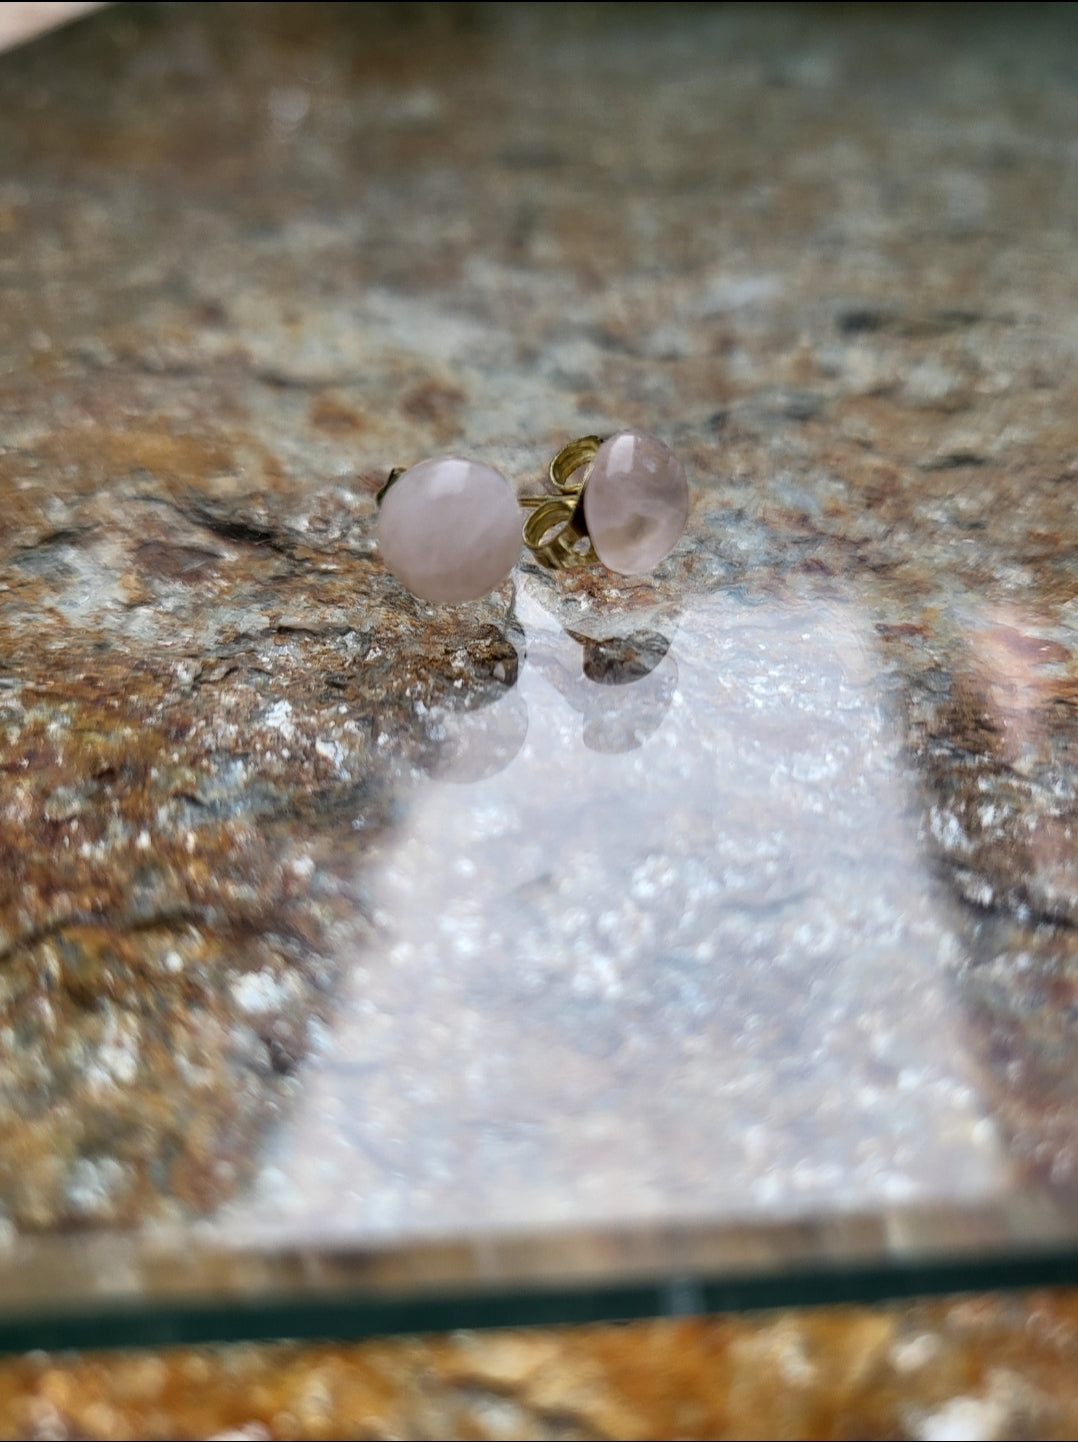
[[218, 588, 1011, 1252]]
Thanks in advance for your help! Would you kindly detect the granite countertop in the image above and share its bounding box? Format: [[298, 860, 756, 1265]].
[[2, 0, 1078, 1328], [3, 1288, 1078, 1441]]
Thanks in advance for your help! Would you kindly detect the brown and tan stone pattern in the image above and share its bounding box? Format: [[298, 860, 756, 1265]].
[[3, 0, 1078, 1325], [3, 1290, 1078, 1440]]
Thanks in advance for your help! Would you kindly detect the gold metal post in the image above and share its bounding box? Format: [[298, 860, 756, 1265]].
[[520, 435, 604, 570]]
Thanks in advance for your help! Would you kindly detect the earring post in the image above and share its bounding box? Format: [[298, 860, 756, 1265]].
[[521, 435, 605, 571]]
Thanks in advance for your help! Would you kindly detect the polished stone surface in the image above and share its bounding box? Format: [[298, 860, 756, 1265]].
[[584, 429, 689, 575], [2, 0, 1078, 1331], [376, 455, 521, 603]]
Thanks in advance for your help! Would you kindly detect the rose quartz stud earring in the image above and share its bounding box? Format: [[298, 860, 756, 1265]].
[[376, 455, 522, 604], [520, 429, 688, 575]]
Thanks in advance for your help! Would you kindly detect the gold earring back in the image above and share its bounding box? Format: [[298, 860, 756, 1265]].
[[520, 434, 605, 570]]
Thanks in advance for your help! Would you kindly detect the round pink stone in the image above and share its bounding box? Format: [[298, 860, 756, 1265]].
[[377, 456, 521, 603], [583, 429, 688, 575]]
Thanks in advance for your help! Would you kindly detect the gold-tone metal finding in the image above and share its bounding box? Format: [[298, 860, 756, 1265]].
[[521, 496, 595, 568], [521, 435, 605, 571], [548, 434, 603, 494]]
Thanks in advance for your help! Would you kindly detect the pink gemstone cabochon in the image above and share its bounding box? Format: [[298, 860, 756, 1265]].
[[582, 430, 689, 575], [377, 456, 522, 604]]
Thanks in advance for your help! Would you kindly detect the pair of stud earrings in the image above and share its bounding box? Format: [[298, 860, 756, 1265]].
[[376, 428, 689, 604]]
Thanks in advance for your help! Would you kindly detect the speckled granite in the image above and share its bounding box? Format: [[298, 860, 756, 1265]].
[[3, 0, 1078, 1320], [6, 1290, 1078, 1441]]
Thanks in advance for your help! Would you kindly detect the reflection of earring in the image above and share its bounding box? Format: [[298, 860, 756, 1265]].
[[423, 685, 529, 783], [521, 429, 688, 576], [570, 628, 672, 685], [376, 456, 521, 604], [529, 625, 678, 754]]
